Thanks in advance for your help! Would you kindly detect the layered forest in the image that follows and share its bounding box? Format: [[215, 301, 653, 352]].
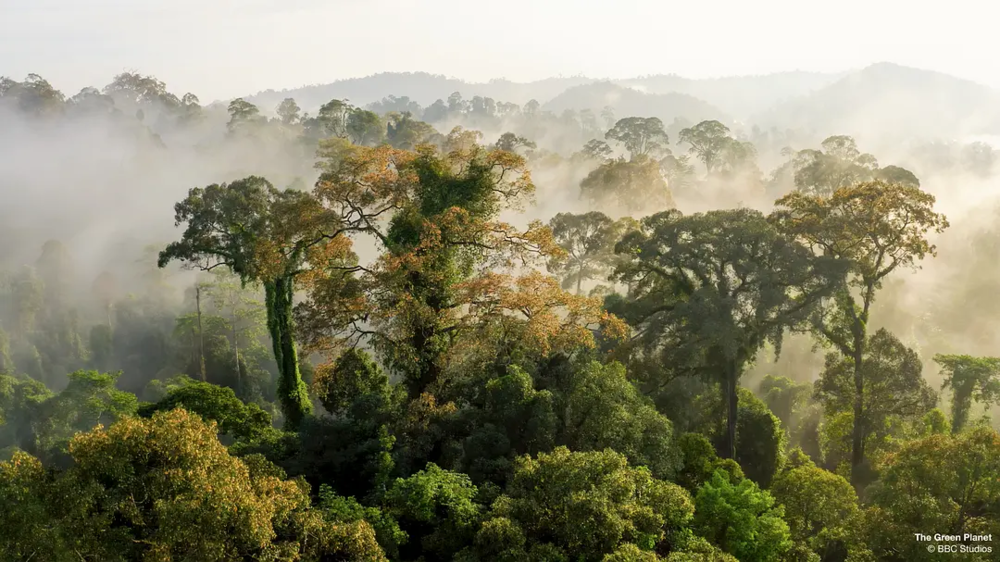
[[1, 68, 999, 561]]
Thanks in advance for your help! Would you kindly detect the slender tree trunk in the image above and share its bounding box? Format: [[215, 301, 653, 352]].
[[232, 310, 242, 397], [196, 286, 206, 382], [265, 276, 311, 430], [724, 361, 739, 460], [850, 337, 866, 487], [106, 302, 114, 368], [576, 270, 583, 295], [190, 327, 198, 373]]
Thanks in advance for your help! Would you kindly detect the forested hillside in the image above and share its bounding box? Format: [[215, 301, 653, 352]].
[[1, 69, 999, 561]]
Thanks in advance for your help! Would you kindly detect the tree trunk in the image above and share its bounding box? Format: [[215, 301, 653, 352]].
[[190, 327, 198, 372], [106, 302, 114, 367], [954, 475, 980, 535], [850, 340, 866, 487], [952, 396, 970, 435], [724, 361, 739, 460], [264, 276, 311, 430], [196, 286, 206, 382], [232, 310, 242, 398], [407, 324, 442, 399]]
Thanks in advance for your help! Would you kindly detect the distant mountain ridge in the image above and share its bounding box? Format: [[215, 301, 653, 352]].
[[542, 81, 729, 127], [619, 71, 845, 119], [753, 62, 1000, 146], [244, 72, 598, 114], [240, 64, 1000, 143], [240, 70, 843, 118]]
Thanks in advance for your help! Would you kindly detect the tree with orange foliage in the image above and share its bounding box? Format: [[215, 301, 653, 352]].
[[296, 132, 625, 400], [771, 180, 949, 486]]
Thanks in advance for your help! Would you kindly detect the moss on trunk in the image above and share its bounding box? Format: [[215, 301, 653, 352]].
[[264, 276, 311, 430]]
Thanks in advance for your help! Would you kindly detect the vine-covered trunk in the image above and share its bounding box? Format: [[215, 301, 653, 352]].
[[264, 276, 311, 430], [406, 323, 444, 400], [401, 267, 448, 400]]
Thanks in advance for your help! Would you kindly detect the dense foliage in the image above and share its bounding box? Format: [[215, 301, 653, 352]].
[[1, 70, 999, 561]]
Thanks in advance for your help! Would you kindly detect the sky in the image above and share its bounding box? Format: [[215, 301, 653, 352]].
[[1, 0, 997, 103]]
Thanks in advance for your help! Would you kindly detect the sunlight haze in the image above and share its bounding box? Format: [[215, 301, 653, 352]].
[[4, 1, 1000, 559], [1, 0, 996, 100]]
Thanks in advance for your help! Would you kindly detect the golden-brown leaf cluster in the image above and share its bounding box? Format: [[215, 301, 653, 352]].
[[772, 180, 949, 286], [456, 270, 628, 358], [314, 144, 418, 217], [296, 138, 627, 398], [61, 409, 387, 561]]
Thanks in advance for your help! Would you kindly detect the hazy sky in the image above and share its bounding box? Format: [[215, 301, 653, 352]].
[[2, 0, 996, 102]]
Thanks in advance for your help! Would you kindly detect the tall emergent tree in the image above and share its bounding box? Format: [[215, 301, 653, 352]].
[[791, 135, 879, 196], [613, 208, 846, 459], [546, 211, 623, 294], [158, 176, 353, 429], [577, 139, 613, 161], [605, 117, 670, 159], [933, 354, 1000, 434], [296, 135, 621, 399], [771, 180, 949, 485], [276, 97, 301, 125], [780, 135, 920, 196], [579, 156, 674, 213], [386, 112, 437, 150], [226, 98, 264, 136], [494, 132, 537, 154], [677, 120, 733, 174]]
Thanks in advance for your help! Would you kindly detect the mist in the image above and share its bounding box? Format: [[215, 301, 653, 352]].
[[2, 66, 1000, 380], [4, 44, 1000, 561]]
